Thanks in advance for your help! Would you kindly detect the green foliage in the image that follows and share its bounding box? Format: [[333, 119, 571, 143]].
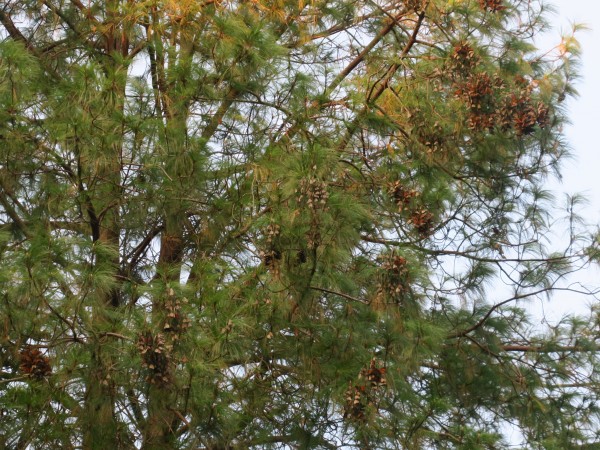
[[1, 0, 599, 449]]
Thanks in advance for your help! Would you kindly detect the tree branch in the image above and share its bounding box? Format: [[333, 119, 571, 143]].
[[310, 286, 369, 305]]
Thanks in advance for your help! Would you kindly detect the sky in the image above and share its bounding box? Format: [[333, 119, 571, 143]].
[[546, 0, 600, 215], [528, 0, 600, 321], [505, 8, 599, 443]]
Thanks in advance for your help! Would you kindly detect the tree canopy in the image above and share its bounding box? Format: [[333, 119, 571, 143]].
[[1, 0, 600, 448]]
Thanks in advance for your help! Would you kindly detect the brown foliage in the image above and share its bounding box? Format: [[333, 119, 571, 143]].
[[19, 347, 51, 379]]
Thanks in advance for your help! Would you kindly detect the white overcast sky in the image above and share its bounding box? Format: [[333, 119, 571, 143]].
[[527, 1, 600, 321], [545, 1, 600, 216]]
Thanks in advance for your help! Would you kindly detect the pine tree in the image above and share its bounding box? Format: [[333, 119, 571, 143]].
[[1, 0, 599, 448]]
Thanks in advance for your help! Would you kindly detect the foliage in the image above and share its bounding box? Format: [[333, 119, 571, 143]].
[[1, 0, 599, 448]]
